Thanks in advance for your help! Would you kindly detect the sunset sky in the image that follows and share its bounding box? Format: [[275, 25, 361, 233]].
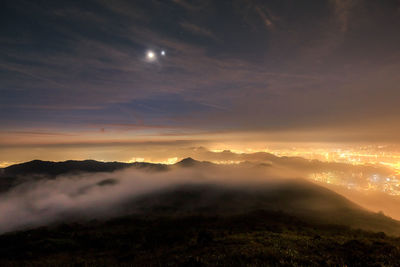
[[1, 0, 400, 163]]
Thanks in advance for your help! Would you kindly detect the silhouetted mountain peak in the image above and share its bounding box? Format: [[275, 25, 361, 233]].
[[176, 157, 198, 167]]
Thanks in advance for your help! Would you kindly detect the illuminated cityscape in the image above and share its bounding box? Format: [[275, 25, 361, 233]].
[[210, 144, 400, 196], [244, 144, 394, 168], [262, 145, 400, 196]]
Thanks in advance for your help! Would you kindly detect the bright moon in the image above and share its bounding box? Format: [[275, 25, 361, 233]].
[[147, 51, 155, 59]]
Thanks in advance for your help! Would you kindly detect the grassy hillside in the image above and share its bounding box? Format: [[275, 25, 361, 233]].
[[123, 182, 400, 236], [0, 210, 400, 266]]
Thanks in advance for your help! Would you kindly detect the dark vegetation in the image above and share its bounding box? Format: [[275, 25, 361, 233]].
[[1, 210, 400, 266]]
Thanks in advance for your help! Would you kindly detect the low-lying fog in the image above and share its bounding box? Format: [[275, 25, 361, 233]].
[[0, 165, 295, 234]]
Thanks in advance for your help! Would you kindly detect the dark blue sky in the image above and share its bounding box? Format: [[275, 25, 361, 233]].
[[1, 0, 400, 148]]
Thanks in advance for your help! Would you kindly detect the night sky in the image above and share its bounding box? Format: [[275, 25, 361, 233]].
[[1, 0, 400, 162]]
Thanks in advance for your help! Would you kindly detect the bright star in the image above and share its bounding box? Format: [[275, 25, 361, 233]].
[[161, 50, 166, 56]]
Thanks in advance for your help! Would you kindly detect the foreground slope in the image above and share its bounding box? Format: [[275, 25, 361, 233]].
[[128, 182, 400, 236], [0, 210, 400, 266], [0, 159, 400, 265]]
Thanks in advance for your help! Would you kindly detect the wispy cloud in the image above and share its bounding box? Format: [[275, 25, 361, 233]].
[[330, 0, 358, 32], [180, 22, 220, 41], [254, 6, 275, 30]]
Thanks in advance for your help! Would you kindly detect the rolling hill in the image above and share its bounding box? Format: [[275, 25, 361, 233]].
[[1, 158, 400, 265]]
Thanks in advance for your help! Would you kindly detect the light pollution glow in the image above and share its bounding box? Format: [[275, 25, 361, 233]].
[[3, 142, 400, 197]]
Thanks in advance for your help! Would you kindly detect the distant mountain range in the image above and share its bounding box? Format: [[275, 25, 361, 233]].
[[1, 159, 165, 177], [0, 158, 215, 191], [0, 159, 166, 192], [0, 157, 213, 177]]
